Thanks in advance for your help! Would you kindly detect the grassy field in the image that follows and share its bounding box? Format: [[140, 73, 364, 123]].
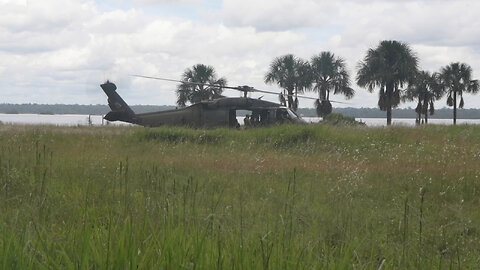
[[0, 123, 479, 269]]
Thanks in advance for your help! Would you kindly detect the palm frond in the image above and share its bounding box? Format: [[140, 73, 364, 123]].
[[177, 64, 226, 105]]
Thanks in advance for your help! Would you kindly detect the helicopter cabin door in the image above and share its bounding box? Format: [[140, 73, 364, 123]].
[[202, 108, 229, 127], [228, 109, 237, 127]]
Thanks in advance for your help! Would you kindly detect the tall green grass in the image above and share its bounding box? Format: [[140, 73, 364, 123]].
[[0, 123, 479, 269]]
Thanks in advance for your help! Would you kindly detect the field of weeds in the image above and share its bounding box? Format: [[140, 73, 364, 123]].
[[0, 123, 479, 269]]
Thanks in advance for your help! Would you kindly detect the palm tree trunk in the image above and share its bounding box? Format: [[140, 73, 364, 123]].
[[416, 98, 421, 125], [453, 91, 457, 125], [294, 87, 298, 111], [424, 98, 429, 124], [386, 83, 393, 126], [287, 88, 294, 109], [387, 106, 392, 125]]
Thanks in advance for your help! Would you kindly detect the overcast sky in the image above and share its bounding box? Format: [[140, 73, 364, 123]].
[[1, 0, 479, 108]]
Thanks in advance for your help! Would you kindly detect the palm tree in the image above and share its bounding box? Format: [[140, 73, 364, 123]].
[[403, 71, 443, 124], [310, 51, 354, 117], [356, 40, 418, 125], [439, 62, 479, 125], [176, 64, 227, 107], [265, 54, 312, 111], [292, 59, 312, 111]]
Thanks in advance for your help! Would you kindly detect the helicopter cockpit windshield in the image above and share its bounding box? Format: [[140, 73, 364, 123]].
[[286, 108, 299, 119], [275, 107, 305, 124]]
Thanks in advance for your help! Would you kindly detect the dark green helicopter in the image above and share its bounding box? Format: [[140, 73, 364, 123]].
[[101, 75, 338, 128]]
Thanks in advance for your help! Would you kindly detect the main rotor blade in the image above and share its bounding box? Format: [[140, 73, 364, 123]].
[[296, 94, 349, 104], [132, 74, 241, 90], [132, 74, 349, 104], [132, 74, 273, 94], [241, 86, 350, 104], [277, 92, 349, 104]]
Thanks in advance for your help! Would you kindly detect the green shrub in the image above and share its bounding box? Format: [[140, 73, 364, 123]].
[[321, 112, 365, 126]]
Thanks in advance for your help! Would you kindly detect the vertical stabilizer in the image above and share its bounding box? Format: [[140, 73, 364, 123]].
[[100, 81, 136, 123]]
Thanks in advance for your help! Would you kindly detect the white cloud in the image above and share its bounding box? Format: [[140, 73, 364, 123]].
[[222, 0, 336, 31], [0, 0, 96, 32], [0, 0, 479, 109], [133, 0, 201, 4]]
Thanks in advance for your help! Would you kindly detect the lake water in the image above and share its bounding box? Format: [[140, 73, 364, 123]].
[[0, 114, 110, 126], [302, 117, 480, 126], [0, 113, 479, 127]]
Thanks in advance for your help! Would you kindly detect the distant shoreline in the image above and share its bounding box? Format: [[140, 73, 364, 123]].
[[1, 103, 479, 119]]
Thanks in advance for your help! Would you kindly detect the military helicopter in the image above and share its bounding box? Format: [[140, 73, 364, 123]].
[[100, 75, 338, 128]]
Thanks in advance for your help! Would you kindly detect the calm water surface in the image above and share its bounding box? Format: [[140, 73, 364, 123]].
[[1, 114, 479, 127], [0, 114, 116, 126], [302, 117, 480, 126]]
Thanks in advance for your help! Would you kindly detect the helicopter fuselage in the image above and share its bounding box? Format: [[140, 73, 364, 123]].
[[101, 81, 305, 128]]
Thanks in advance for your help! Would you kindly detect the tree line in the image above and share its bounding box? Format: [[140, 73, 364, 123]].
[[3, 104, 480, 119], [176, 40, 479, 125]]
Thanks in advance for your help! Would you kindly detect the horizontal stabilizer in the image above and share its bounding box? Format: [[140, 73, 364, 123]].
[[104, 111, 133, 122]]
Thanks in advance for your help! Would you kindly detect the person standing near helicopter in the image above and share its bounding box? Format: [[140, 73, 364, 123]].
[[243, 114, 251, 127]]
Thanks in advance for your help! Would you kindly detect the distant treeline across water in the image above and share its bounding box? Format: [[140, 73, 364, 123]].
[[1, 103, 479, 119]]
